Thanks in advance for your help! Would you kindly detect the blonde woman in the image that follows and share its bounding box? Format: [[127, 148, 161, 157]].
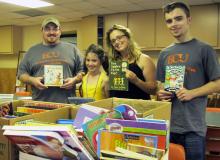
[[106, 24, 157, 100]]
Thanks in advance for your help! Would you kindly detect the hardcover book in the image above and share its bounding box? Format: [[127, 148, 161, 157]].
[[4, 130, 65, 160], [164, 65, 185, 92], [109, 60, 128, 91], [82, 110, 122, 151], [44, 65, 63, 87], [97, 129, 159, 158], [73, 104, 109, 129]]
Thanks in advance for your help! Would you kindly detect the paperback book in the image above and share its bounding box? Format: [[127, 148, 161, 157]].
[[164, 65, 185, 92], [44, 65, 63, 87], [109, 60, 128, 91]]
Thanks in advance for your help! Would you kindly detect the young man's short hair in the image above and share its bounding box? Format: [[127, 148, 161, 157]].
[[163, 2, 190, 17]]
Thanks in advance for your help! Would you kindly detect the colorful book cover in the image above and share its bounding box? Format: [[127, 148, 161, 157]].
[[164, 65, 185, 92], [44, 65, 63, 87], [82, 110, 122, 151], [4, 130, 65, 160], [73, 104, 109, 129], [109, 60, 128, 91], [97, 129, 159, 158]]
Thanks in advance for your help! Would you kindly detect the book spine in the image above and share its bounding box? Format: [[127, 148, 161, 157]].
[[106, 118, 166, 130]]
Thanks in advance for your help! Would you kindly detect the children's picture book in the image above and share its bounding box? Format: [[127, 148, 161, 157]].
[[4, 130, 65, 160], [109, 60, 128, 91], [73, 104, 109, 129], [97, 129, 159, 158], [164, 65, 185, 92], [3, 124, 94, 160], [44, 65, 63, 87], [68, 97, 94, 105], [82, 110, 122, 151]]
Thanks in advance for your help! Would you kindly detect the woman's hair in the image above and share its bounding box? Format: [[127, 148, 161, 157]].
[[83, 44, 109, 74], [106, 24, 142, 61]]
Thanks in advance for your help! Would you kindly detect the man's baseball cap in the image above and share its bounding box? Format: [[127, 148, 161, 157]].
[[41, 17, 60, 28]]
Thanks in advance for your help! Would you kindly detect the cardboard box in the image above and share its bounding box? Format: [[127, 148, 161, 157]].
[[0, 100, 76, 160], [86, 98, 171, 121], [85, 98, 171, 160], [1, 98, 171, 160]]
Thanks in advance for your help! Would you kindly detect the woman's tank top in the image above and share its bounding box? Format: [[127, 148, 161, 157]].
[[82, 71, 107, 100], [110, 62, 151, 100]]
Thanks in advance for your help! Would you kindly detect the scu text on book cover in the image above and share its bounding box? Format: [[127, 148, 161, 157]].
[[109, 60, 128, 91], [44, 65, 63, 86], [164, 65, 185, 92]]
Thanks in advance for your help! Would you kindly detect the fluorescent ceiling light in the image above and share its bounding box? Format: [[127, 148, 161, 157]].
[[0, 0, 54, 8]]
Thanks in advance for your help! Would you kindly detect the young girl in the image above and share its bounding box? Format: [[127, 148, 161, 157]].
[[81, 44, 109, 100]]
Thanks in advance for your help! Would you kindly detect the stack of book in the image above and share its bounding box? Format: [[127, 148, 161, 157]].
[[3, 122, 94, 160], [3, 103, 170, 160]]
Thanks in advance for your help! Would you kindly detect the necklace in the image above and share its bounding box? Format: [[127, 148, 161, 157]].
[[85, 72, 101, 99]]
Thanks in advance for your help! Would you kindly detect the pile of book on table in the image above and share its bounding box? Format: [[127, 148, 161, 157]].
[[0, 100, 69, 118], [3, 104, 170, 160]]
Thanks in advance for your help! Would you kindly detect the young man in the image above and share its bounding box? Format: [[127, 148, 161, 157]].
[[18, 17, 83, 103], [156, 2, 220, 160]]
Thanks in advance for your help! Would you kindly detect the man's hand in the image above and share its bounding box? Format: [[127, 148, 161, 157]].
[[29, 77, 47, 90], [176, 88, 195, 101], [157, 89, 173, 101]]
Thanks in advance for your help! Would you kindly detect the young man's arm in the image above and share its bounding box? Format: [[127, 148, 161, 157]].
[[176, 79, 220, 101]]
